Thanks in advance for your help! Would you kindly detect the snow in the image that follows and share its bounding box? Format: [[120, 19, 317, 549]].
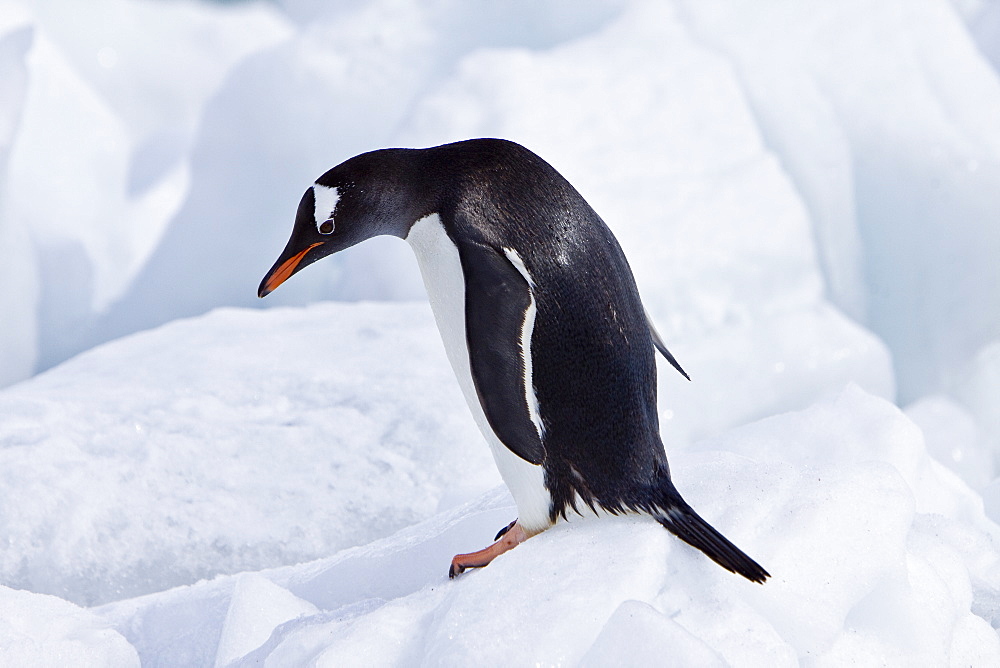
[[5, 310, 999, 664], [0, 302, 497, 605], [83, 386, 1000, 666], [0, 586, 138, 667], [0, 0, 999, 664]]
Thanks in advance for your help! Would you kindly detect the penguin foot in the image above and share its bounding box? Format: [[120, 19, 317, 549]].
[[449, 520, 528, 578]]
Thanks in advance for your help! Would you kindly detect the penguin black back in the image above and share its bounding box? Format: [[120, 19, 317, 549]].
[[420, 141, 668, 508]]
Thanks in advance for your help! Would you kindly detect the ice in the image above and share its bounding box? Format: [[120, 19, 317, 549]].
[[955, 0, 1000, 71], [84, 0, 444, 353], [985, 479, 1000, 524], [580, 600, 728, 667], [677, 0, 1000, 403], [956, 340, 1000, 463], [0, 0, 292, 376], [3, 23, 164, 370], [213, 574, 318, 668], [0, 12, 37, 388], [24, 0, 292, 155], [6, 28, 160, 327], [906, 394, 994, 491]]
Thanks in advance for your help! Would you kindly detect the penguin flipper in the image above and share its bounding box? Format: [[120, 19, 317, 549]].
[[645, 309, 690, 381], [459, 240, 545, 465]]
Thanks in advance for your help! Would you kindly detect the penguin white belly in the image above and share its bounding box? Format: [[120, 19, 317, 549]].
[[406, 213, 552, 534]]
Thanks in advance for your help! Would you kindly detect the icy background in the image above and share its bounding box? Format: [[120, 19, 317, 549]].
[[1, 0, 1000, 665]]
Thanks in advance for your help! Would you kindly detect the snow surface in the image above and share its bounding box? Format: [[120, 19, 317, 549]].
[[1, 0, 999, 664], [0, 302, 497, 606], [89, 385, 1000, 666]]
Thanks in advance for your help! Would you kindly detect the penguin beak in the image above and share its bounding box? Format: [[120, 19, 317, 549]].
[[258, 241, 325, 298]]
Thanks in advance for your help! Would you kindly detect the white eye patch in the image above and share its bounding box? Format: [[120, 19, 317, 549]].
[[313, 184, 340, 233]]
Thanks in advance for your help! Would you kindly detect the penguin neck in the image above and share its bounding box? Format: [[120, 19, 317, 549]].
[[353, 147, 443, 239]]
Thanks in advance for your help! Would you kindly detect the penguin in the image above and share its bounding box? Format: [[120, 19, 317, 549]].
[[258, 138, 769, 583]]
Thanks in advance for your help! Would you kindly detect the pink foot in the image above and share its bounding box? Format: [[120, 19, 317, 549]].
[[449, 520, 529, 578]]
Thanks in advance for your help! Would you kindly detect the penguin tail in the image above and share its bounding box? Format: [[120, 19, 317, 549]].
[[651, 478, 770, 584]]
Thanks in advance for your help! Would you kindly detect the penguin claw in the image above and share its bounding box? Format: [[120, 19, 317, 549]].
[[494, 519, 517, 541], [448, 520, 529, 579]]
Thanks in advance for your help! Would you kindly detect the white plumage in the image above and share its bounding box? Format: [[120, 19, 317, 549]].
[[406, 214, 552, 535]]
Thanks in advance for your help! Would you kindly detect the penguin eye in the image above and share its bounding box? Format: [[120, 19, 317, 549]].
[[312, 183, 340, 234]]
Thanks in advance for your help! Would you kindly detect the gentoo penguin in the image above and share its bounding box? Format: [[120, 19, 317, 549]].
[[259, 138, 769, 583]]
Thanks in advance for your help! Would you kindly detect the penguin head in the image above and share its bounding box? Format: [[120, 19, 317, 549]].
[[258, 149, 428, 298]]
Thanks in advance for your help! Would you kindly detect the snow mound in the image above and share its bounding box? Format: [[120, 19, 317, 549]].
[[0, 285, 893, 609], [92, 388, 1000, 666], [0, 301, 498, 606], [0, 585, 137, 667]]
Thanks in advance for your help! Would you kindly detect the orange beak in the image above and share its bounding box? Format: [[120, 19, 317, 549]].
[[258, 242, 324, 297]]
